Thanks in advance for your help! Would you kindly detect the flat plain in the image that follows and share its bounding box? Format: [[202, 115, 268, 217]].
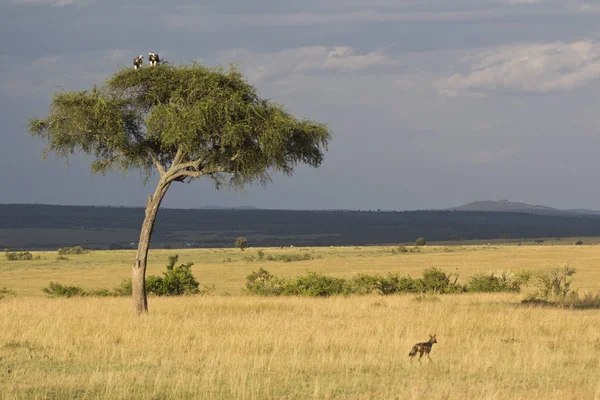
[[1, 244, 599, 399]]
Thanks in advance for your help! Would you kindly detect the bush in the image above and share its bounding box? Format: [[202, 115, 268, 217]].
[[528, 265, 576, 300], [57, 246, 89, 255], [114, 279, 133, 296], [0, 287, 16, 299], [245, 268, 286, 296], [345, 273, 381, 295], [419, 267, 464, 293], [244, 268, 466, 297], [42, 282, 85, 297], [4, 249, 33, 261], [127, 255, 200, 296], [415, 237, 426, 246], [376, 273, 422, 295], [235, 237, 248, 251], [283, 272, 346, 297], [467, 270, 528, 293], [575, 240, 583, 245]]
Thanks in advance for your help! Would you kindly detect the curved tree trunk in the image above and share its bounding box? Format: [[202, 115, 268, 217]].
[[132, 179, 171, 314]]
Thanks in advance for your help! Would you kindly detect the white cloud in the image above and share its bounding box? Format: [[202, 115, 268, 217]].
[[437, 40, 600, 96], [219, 46, 398, 82]]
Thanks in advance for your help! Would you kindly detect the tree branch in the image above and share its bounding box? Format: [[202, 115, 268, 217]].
[[172, 147, 184, 166], [167, 167, 225, 183], [148, 150, 166, 176]]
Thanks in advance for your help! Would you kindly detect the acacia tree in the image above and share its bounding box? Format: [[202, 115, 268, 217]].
[[29, 63, 330, 314]]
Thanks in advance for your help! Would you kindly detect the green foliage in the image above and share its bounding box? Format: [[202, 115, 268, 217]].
[[418, 267, 465, 294], [245, 268, 285, 296], [527, 265, 576, 300], [4, 249, 33, 261], [150, 255, 200, 296], [244, 268, 466, 297], [42, 282, 86, 297], [0, 287, 16, 299], [415, 237, 426, 246], [467, 270, 529, 293], [57, 246, 89, 255], [235, 237, 248, 251], [119, 255, 201, 296], [29, 63, 331, 187], [114, 279, 133, 296], [283, 272, 346, 297]]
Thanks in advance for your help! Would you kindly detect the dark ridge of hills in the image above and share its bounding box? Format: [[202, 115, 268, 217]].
[[2, 204, 600, 250]]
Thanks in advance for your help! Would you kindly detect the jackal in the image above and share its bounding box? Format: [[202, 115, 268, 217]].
[[408, 334, 437, 361]]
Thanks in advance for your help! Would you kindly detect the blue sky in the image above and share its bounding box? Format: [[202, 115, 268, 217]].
[[2, 0, 600, 210]]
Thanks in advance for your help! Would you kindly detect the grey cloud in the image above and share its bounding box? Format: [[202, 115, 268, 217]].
[[437, 40, 600, 96]]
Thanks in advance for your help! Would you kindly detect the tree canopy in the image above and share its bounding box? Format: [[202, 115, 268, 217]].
[[29, 63, 330, 187]]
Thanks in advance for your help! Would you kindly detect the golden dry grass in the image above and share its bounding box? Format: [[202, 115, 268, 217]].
[[0, 295, 599, 399], [1, 244, 600, 399]]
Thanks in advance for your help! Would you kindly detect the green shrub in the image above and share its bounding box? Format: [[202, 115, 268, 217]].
[[114, 279, 133, 296], [528, 265, 576, 300], [42, 282, 85, 297], [345, 273, 381, 295], [575, 240, 583, 245], [244, 268, 467, 297], [418, 267, 464, 293], [57, 246, 89, 256], [235, 237, 248, 251], [4, 249, 33, 261], [245, 268, 286, 296], [467, 270, 528, 293], [125, 255, 200, 296], [415, 237, 426, 246], [376, 273, 422, 295], [283, 272, 346, 297]]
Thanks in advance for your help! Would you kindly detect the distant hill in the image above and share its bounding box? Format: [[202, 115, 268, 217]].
[[450, 199, 559, 214], [448, 199, 600, 216]]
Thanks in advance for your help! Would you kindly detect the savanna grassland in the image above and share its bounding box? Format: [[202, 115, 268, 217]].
[[1, 244, 600, 399]]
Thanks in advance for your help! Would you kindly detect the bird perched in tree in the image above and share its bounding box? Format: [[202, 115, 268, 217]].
[[148, 52, 160, 66], [133, 55, 143, 69]]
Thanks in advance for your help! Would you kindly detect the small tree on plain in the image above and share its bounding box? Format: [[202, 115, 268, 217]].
[[235, 237, 248, 251], [29, 63, 330, 314], [415, 237, 426, 246]]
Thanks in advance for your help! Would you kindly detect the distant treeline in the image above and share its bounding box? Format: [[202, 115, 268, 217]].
[[2, 204, 600, 249]]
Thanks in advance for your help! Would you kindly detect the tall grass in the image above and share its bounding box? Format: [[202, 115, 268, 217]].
[[0, 295, 598, 399]]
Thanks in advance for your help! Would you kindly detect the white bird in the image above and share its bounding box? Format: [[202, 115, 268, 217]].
[[148, 52, 160, 67], [133, 55, 143, 69]]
